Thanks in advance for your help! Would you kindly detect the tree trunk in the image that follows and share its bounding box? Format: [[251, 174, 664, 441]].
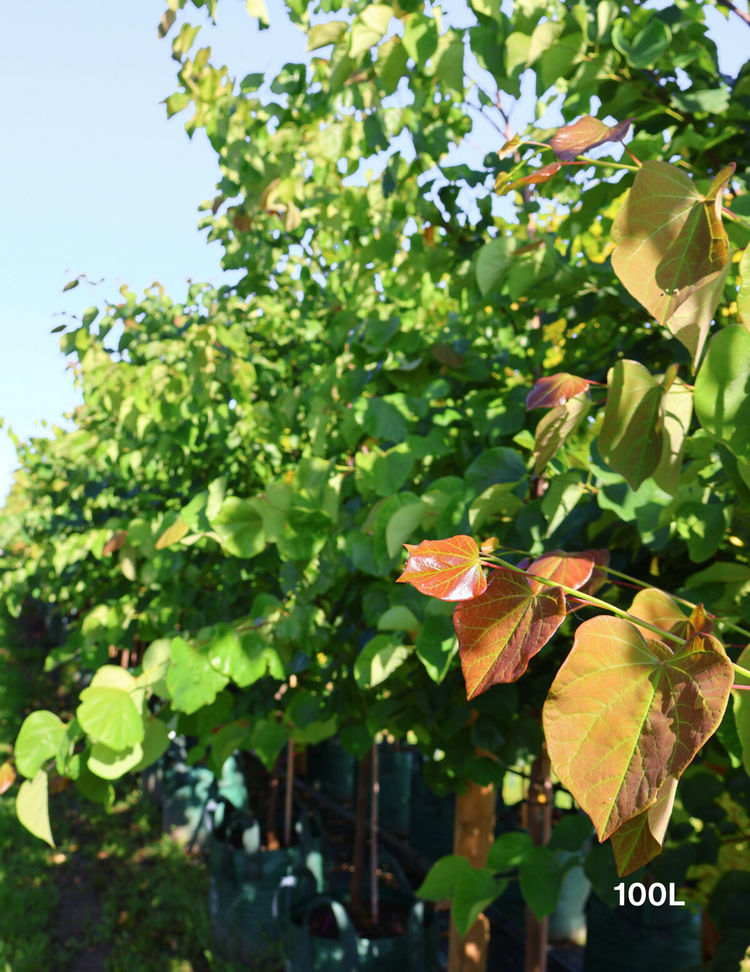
[[448, 781, 496, 972], [351, 748, 372, 921], [284, 738, 295, 847], [370, 742, 379, 926], [524, 749, 553, 972], [266, 756, 281, 851]]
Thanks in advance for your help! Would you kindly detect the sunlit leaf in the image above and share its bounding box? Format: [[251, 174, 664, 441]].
[[77, 667, 145, 752], [544, 617, 733, 840], [397, 535, 487, 601], [599, 360, 664, 490], [497, 133, 522, 160], [526, 373, 592, 410], [665, 259, 732, 371], [738, 246, 750, 331], [524, 550, 595, 595], [628, 588, 712, 641], [454, 568, 566, 699], [652, 377, 693, 496], [733, 645, 750, 776], [155, 516, 190, 549], [354, 634, 412, 689], [533, 392, 590, 474], [610, 775, 678, 876], [166, 637, 229, 714], [0, 760, 16, 795], [549, 115, 632, 162], [14, 711, 66, 779], [505, 162, 563, 194], [307, 20, 348, 51], [694, 325, 750, 462], [612, 161, 729, 325], [16, 770, 54, 847]]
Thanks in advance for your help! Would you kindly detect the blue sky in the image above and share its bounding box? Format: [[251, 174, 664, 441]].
[[1, 0, 748, 504]]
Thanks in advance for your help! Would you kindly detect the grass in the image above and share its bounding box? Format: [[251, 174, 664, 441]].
[[0, 637, 245, 972]]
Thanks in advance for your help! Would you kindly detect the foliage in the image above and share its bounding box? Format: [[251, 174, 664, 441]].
[[3, 0, 750, 955]]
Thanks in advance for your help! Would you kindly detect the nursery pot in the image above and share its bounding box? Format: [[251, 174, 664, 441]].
[[162, 765, 215, 850], [374, 746, 414, 837], [281, 889, 439, 972], [307, 737, 357, 803], [583, 890, 702, 972], [547, 852, 591, 943], [407, 764, 455, 860], [209, 800, 325, 967]]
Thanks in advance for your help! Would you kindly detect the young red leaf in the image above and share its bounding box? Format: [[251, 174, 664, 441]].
[[454, 569, 566, 699], [544, 617, 733, 842], [526, 373, 592, 410], [505, 162, 563, 193], [397, 535, 487, 601], [609, 776, 678, 877], [525, 550, 595, 595], [629, 588, 712, 641], [580, 549, 610, 596], [549, 116, 633, 162], [0, 760, 16, 796]]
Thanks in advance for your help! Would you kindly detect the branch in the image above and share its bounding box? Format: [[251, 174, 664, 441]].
[[716, 0, 750, 27]]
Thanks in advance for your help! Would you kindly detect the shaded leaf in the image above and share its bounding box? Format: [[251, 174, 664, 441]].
[[131, 718, 171, 773], [599, 360, 664, 490], [210, 497, 265, 558], [533, 392, 590, 474], [652, 377, 693, 496], [397, 535, 487, 601], [626, 18, 671, 68], [16, 770, 54, 847], [486, 831, 534, 870], [354, 634, 412, 689], [386, 502, 427, 558], [519, 846, 565, 920], [454, 568, 566, 699], [612, 161, 729, 325], [580, 549, 611, 596], [453, 868, 505, 937], [610, 775, 678, 877], [307, 20, 348, 51], [526, 373, 591, 410], [475, 236, 515, 296], [544, 617, 733, 840], [694, 325, 750, 462], [166, 637, 229, 714], [251, 719, 289, 771], [418, 855, 473, 901], [666, 258, 731, 371], [416, 615, 459, 683], [550, 116, 632, 162]]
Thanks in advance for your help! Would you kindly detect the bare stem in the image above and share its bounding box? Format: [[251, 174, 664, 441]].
[[715, 0, 750, 27]]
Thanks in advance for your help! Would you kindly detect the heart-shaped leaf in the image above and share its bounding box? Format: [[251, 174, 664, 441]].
[[526, 373, 592, 410], [525, 550, 596, 595], [16, 770, 54, 847], [397, 535, 487, 601], [628, 588, 712, 641], [14, 711, 66, 779], [167, 637, 230, 714], [544, 617, 733, 841], [533, 392, 591, 474], [598, 360, 665, 490], [550, 115, 633, 162], [612, 161, 730, 325], [0, 760, 16, 795], [454, 568, 566, 699], [502, 162, 563, 195], [610, 775, 678, 877], [694, 325, 750, 462]]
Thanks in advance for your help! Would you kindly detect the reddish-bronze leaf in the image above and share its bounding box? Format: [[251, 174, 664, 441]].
[[629, 588, 713, 641], [454, 569, 566, 699], [610, 775, 678, 877], [525, 550, 595, 595], [0, 760, 16, 796], [507, 162, 563, 192], [526, 373, 592, 410], [550, 116, 633, 162], [103, 531, 127, 556], [580, 549, 610, 596], [397, 535, 487, 601], [544, 617, 733, 841]]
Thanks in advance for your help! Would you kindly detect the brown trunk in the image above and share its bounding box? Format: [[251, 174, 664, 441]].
[[266, 757, 281, 851], [524, 749, 553, 972], [702, 911, 721, 966], [284, 738, 295, 847], [370, 742, 379, 926], [351, 748, 372, 921], [448, 781, 496, 972]]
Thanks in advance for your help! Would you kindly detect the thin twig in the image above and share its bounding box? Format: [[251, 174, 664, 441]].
[[715, 0, 750, 27]]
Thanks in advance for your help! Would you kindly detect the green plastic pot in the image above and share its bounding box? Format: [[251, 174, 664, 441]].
[[162, 765, 215, 850], [547, 852, 591, 943], [375, 747, 414, 837], [281, 890, 439, 972], [407, 763, 455, 860], [209, 801, 325, 966], [307, 738, 357, 803], [583, 891, 701, 972]]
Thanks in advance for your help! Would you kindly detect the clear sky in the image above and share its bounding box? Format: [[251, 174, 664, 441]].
[[1, 0, 748, 505]]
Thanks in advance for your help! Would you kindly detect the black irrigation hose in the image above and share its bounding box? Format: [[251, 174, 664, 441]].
[[288, 774, 583, 972]]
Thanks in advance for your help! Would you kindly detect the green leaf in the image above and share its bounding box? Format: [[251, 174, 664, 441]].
[[246, 0, 269, 26], [533, 393, 590, 475], [76, 761, 115, 809], [374, 35, 409, 93], [599, 360, 665, 490], [739, 247, 750, 330], [385, 502, 427, 558], [416, 615, 459, 683], [308, 20, 348, 51], [155, 516, 190, 549], [468, 483, 523, 532], [612, 161, 729, 325], [464, 447, 526, 498], [350, 4, 392, 60], [652, 377, 693, 496], [519, 846, 565, 920], [377, 605, 420, 632], [210, 497, 265, 558], [486, 831, 534, 871], [417, 854, 473, 900], [475, 237, 515, 296], [354, 634, 412, 689], [694, 325, 750, 461], [626, 17, 671, 68], [541, 471, 585, 537], [402, 13, 438, 64], [733, 645, 750, 777], [548, 815, 594, 853], [16, 770, 54, 847], [14, 711, 66, 779], [166, 637, 229, 714], [88, 741, 145, 779], [77, 666, 145, 751], [251, 719, 289, 771], [131, 718, 171, 773], [453, 867, 505, 937], [672, 87, 730, 115], [544, 617, 733, 841], [675, 500, 730, 562], [138, 637, 172, 696], [433, 33, 464, 93]]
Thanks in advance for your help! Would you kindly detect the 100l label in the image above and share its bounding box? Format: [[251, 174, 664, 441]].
[[614, 883, 684, 907]]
